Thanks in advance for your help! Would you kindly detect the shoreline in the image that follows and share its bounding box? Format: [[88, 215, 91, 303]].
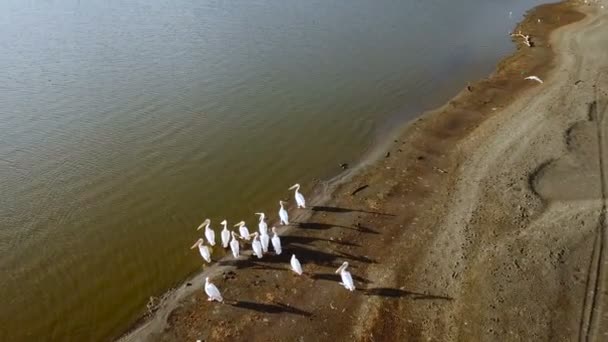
[[119, 1, 592, 340]]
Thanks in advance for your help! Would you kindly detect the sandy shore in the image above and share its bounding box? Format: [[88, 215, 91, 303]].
[[119, 0, 608, 340]]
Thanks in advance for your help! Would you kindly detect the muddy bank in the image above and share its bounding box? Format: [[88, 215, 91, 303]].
[[120, 1, 598, 341]]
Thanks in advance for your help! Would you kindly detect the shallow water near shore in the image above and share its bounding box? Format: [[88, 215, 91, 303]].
[[0, 0, 545, 340]]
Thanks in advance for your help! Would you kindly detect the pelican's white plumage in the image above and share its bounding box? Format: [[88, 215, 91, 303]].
[[220, 220, 230, 248], [255, 212, 268, 235], [230, 231, 240, 258], [335, 261, 355, 291], [278, 201, 289, 225], [191, 238, 212, 263], [289, 184, 306, 209], [251, 232, 263, 259], [200, 219, 215, 246], [524, 75, 543, 84], [271, 227, 282, 255], [235, 221, 251, 240], [260, 231, 270, 253], [290, 254, 303, 275], [204, 277, 223, 302]]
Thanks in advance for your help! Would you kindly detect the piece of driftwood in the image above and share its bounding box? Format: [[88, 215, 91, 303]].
[[510, 31, 532, 47]]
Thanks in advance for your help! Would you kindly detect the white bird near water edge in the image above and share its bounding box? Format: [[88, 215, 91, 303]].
[[271, 227, 282, 255], [524, 75, 543, 84], [291, 254, 303, 275], [336, 261, 355, 291], [191, 238, 212, 263], [251, 232, 263, 259], [234, 221, 251, 240], [278, 201, 289, 225], [255, 212, 268, 235], [230, 231, 240, 258], [204, 277, 223, 302], [289, 183, 306, 209], [260, 230, 270, 253], [197, 219, 216, 246], [220, 220, 230, 248]]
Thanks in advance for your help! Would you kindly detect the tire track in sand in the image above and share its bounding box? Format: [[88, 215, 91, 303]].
[[581, 76, 608, 342]]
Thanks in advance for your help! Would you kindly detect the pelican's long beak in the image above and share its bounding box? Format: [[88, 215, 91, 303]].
[[190, 240, 201, 249], [335, 262, 347, 274], [221, 220, 227, 225], [254, 212, 262, 216], [197, 219, 210, 230]]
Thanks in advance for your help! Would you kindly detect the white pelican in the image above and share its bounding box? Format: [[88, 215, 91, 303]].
[[234, 221, 251, 240], [260, 230, 270, 253], [250, 232, 263, 259], [524, 75, 543, 84], [290, 254, 303, 275], [288, 184, 306, 209], [278, 201, 289, 225], [204, 277, 223, 302], [197, 219, 216, 246], [220, 220, 230, 248], [271, 227, 282, 255], [255, 212, 268, 235], [230, 231, 240, 258], [335, 261, 355, 291], [190, 238, 212, 263]]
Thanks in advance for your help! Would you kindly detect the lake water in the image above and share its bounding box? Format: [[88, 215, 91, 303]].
[[0, 0, 545, 340]]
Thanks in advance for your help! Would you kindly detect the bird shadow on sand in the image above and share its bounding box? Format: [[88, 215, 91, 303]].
[[297, 222, 379, 235], [335, 251, 376, 264], [311, 206, 395, 216], [230, 301, 311, 316], [283, 235, 362, 247], [311, 272, 373, 285], [286, 245, 376, 266], [218, 259, 287, 271], [360, 287, 453, 301]]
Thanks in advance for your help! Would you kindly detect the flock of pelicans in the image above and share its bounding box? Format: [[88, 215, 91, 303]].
[[187, 21, 550, 307], [190, 183, 355, 303]]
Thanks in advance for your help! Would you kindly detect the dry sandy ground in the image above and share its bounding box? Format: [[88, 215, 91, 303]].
[[120, 1, 608, 341]]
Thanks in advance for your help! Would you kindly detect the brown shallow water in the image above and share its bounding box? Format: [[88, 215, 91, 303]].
[[0, 0, 548, 340]]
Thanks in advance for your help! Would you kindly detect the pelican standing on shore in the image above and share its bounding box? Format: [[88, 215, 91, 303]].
[[191, 238, 212, 263], [197, 219, 216, 246], [230, 231, 240, 258], [289, 184, 306, 209], [271, 227, 282, 255], [234, 221, 251, 240], [278, 201, 289, 225], [335, 261, 355, 291], [260, 230, 270, 253], [204, 277, 223, 302], [290, 254, 303, 275], [220, 220, 230, 248], [250, 232, 263, 259], [255, 212, 268, 235]]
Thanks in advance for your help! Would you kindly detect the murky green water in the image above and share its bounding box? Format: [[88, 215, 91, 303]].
[[0, 0, 545, 340]]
